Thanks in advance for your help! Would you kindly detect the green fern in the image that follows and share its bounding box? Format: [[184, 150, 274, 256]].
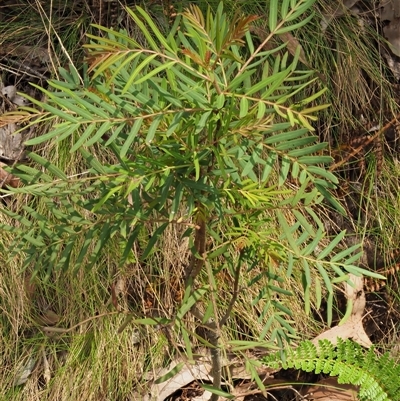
[[263, 338, 400, 401]]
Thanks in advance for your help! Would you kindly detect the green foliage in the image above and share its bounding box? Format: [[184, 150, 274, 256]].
[[263, 338, 400, 401], [0, 0, 382, 345]]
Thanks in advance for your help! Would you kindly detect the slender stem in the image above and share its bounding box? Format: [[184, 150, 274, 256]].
[[329, 113, 400, 172], [220, 259, 241, 327]]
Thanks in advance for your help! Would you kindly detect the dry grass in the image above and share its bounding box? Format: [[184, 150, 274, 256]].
[[0, 198, 320, 399], [1, 1, 400, 400]]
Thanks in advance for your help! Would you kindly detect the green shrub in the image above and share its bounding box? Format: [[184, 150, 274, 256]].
[[0, 0, 387, 396]]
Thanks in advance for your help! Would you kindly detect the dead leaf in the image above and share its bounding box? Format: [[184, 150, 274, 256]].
[[278, 32, 308, 67], [0, 123, 26, 160], [301, 377, 358, 400], [13, 356, 37, 386], [36, 309, 60, 326], [42, 348, 51, 385], [324, 0, 360, 18], [143, 350, 277, 401], [1, 85, 30, 107], [385, 48, 400, 79], [111, 283, 119, 311], [383, 17, 400, 57], [320, 1, 361, 31], [0, 162, 21, 188], [0, 44, 51, 65], [192, 392, 212, 401], [24, 273, 37, 299], [0, 111, 33, 129], [143, 359, 213, 401], [312, 274, 372, 348], [380, 0, 400, 20]]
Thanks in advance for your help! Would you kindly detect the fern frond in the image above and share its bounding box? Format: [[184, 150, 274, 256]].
[[263, 338, 400, 401]]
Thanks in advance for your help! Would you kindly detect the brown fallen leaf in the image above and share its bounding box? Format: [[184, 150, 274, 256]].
[[277, 31, 308, 67], [0, 162, 21, 188], [312, 274, 372, 348], [24, 273, 37, 299], [250, 26, 326, 83], [301, 377, 358, 400], [383, 17, 400, 57], [380, 0, 400, 21], [36, 309, 60, 326], [0, 44, 51, 65], [42, 348, 51, 385]]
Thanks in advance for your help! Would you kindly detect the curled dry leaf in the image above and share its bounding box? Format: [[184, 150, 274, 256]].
[[0, 162, 21, 188], [312, 274, 372, 348], [42, 348, 51, 385], [1, 85, 30, 107], [36, 309, 60, 326], [13, 357, 37, 386]]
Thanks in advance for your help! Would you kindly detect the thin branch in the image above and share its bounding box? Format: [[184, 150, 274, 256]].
[[219, 259, 241, 327], [184, 206, 206, 285], [329, 113, 400, 172], [1, 58, 48, 80]]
